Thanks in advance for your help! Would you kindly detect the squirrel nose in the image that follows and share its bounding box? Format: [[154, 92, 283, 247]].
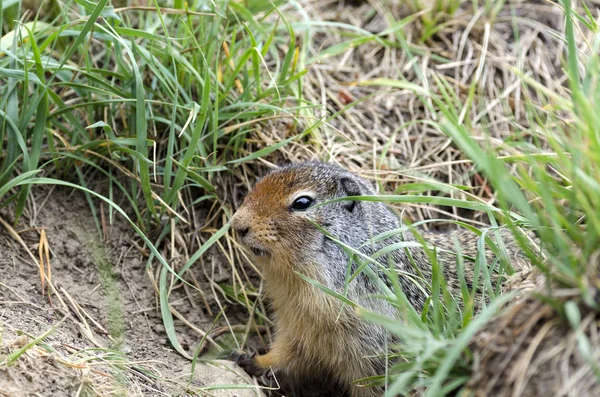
[[231, 211, 250, 238]]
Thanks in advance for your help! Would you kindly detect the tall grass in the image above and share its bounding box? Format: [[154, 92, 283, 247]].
[[1, 0, 309, 223]]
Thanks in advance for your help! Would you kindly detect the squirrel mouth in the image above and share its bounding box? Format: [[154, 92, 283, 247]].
[[249, 246, 269, 257]]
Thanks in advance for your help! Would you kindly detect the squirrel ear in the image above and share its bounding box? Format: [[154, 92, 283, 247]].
[[340, 177, 361, 212]]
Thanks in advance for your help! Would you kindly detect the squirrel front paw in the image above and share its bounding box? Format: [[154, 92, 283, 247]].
[[227, 349, 255, 364], [226, 349, 265, 376]]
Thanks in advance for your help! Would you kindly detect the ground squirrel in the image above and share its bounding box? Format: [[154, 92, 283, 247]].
[[230, 162, 530, 397]]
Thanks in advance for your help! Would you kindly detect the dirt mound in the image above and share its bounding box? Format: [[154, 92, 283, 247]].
[[468, 273, 600, 397], [0, 186, 263, 396]]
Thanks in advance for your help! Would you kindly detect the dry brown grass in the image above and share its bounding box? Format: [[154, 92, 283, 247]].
[[227, 1, 569, 226]]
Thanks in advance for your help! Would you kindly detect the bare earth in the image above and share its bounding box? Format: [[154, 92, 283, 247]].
[[0, 187, 263, 397]]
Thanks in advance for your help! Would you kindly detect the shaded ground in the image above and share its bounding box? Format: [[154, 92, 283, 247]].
[[0, 186, 263, 396]]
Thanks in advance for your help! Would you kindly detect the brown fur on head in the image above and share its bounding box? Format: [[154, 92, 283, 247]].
[[230, 165, 323, 277]]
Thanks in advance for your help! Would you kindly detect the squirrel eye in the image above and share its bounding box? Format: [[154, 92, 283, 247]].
[[290, 196, 314, 211]]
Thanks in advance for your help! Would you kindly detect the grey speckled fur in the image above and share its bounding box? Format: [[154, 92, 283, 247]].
[[268, 162, 521, 312]]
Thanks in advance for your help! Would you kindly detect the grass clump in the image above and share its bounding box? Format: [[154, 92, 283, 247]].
[[0, 0, 306, 225]]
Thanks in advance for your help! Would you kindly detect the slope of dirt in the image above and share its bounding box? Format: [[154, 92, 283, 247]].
[[0, 186, 263, 396]]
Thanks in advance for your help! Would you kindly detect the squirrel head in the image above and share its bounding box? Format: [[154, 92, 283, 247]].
[[231, 162, 395, 273]]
